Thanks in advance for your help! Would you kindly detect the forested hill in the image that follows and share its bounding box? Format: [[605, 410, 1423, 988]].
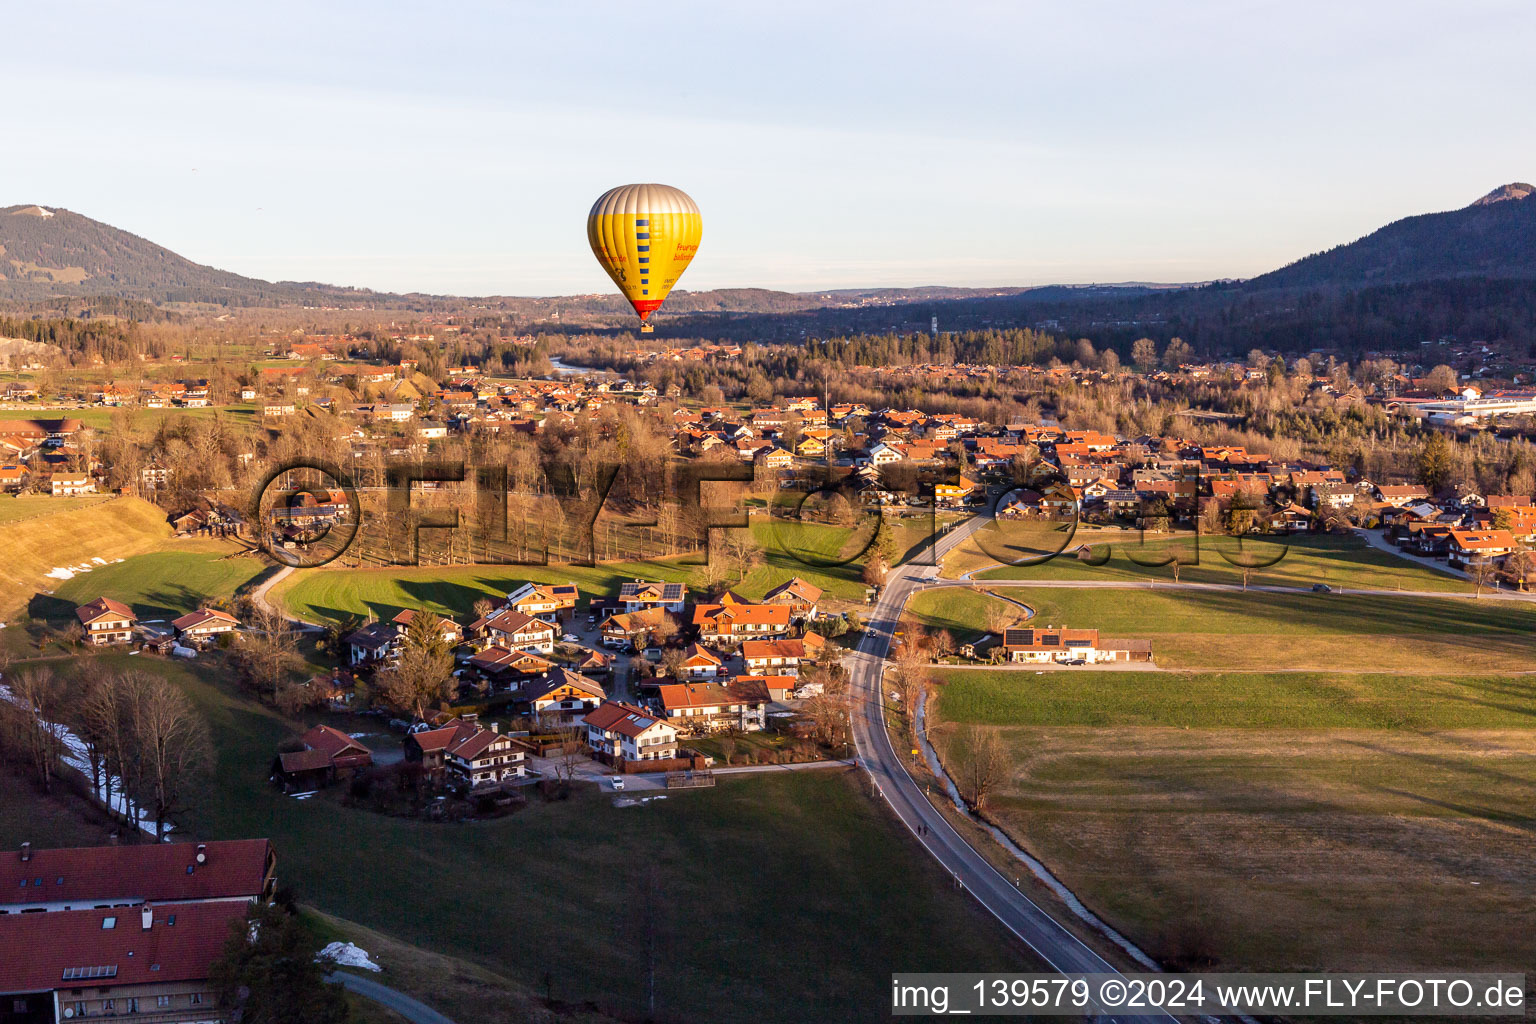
[[1248, 183, 1536, 290]]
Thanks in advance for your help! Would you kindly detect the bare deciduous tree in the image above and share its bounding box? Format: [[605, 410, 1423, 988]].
[[1, 668, 65, 792], [957, 725, 1010, 812], [131, 674, 215, 836]]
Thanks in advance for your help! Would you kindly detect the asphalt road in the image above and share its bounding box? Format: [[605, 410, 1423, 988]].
[[326, 971, 459, 1024], [846, 513, 1175, 1023]]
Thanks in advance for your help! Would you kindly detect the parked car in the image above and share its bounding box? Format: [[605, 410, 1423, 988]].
[[1311, 583, 1333, 593], [611, 776, 625, 791], [1064, 658, 1087, 666]]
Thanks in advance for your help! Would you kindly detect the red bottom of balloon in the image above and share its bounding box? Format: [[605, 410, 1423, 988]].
[[629, 299, 664, 322]]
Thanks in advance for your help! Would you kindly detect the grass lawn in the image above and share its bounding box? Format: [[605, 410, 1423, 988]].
[[947, 532, 1473, 594], [927, 670, 1536, 973], [274, 559, 701, 625], [932, 670, 1536, 730], [0, 496, 179, 620], [63, 405, 260, 432], [276, 516, 874, 626], [969, 585, 1536, 672], [0, 651, 1031, 1023], [31, 543, 267, 624], [904, 589, 1025, 645], [0, 494, 115, 524]]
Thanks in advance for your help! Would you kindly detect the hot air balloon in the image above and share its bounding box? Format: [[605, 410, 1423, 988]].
[[587, 183, 702, 333]]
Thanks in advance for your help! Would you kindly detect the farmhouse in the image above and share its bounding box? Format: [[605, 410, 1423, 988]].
[[0, 838, 277, 914], [271, 724, 373, 792], [0, 901, 247, 1023], [1001, 627, 1152, 664], [171, 607, 240, 642], [75, 597, 136, 645]]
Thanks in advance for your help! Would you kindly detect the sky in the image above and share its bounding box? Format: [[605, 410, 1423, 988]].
[[10, 0, 1536, 296]]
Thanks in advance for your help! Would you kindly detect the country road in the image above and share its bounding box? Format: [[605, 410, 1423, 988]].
[[326, 971, 459, 1024], [249, 564, 324, 630], [846, 513, 1176, 1023]]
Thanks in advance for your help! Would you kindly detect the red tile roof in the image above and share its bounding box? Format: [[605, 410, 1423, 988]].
[[0, 901, 246, 992], [0, 839, 273, 909], [76, 597, 135, 625]]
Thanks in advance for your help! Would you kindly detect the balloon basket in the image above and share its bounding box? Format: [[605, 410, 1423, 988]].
[[639, 324, 654, 333]]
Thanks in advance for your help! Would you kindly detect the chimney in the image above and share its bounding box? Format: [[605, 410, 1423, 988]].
[[195, 844, 207, 866], [19, 842, 31, 862], [489, 721, 499, 734], [141, 905, 154, 931]]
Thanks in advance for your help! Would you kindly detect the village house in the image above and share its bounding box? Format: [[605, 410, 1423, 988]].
[[171, 607, 240, 643], [468, 645, 555, 685], [1447, 528, 1520, 569], [0, 838, 276, 915], [679, 642, 724, 678], [405, 716, 524, 791], [520, 667, 607, 726], [656, 681, 767, 733], [740, 633, 825, 676], [391, 608, 465, 647], [344, 621, 398, 665], [730, 674, 797, 702], [760, 576, 824, 619], [692, 602, 794, 644], [271, 724, 373, 792], [471, 609, 554, 653], [75, 597, 136, 645], [619, 579, 689, 613], [584, 701, 681, 764], [503, 581, 580, 621], [50, 472, 95, 496], [600, 606, 673, 649]]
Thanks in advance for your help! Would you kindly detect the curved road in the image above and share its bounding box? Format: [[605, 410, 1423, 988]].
[[327, 971, 459, 1024], [847, 514, 1175, 1022]]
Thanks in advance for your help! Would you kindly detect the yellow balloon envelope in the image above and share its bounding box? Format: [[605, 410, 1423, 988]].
[[587, 183, 702, 331]]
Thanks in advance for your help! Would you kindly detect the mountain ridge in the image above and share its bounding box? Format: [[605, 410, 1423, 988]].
[[4, 182, 1534, 313]]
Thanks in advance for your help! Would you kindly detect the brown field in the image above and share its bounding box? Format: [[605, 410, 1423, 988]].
[[927, 723, 1536, 972], [0, 496, 178, 619], [1156, 632, 1536, 673]]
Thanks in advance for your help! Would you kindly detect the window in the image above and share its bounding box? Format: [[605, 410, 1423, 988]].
[[102, 916, 116, 929], [157, 994, 172, 1008], [190, 993, 205, 1005], [126, 998, 139, 1012]]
